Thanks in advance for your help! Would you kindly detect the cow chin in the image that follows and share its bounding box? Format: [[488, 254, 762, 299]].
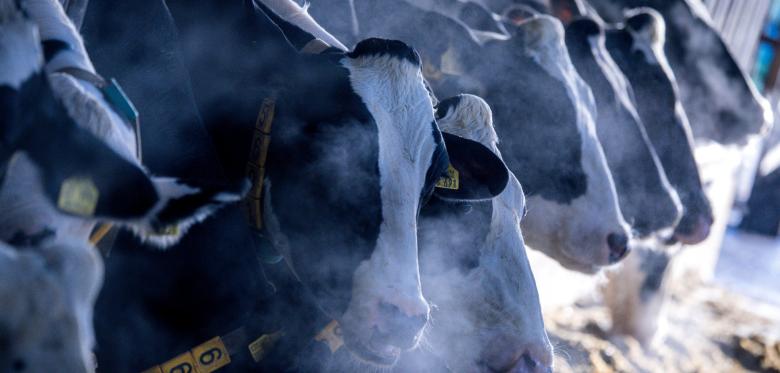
[[341, 326, 402, 367], [555, 248, 606, 274]]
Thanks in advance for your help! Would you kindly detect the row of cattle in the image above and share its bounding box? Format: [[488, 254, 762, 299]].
[[0, 0, 772, 372]]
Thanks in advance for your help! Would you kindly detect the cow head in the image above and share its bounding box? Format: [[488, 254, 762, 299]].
[[0, 0, 246, 248], [411, 94, 552, 373], [261, 37, 508, 366], [605, 9, 713, 244], [590, 0, 773, 144], [471, 15, 631, 273], [0, 239, 102, 373], [564, 16, 682, 237]]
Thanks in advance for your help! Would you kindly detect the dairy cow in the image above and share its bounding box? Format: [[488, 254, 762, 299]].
[[506, 0, 714, 244], [406, 94, 553, 373], [314, 1, 632, 273], [589, 0, 773, 145], [275, 95, 552, 373], [0, 0, 246, 370], [603, 9, 713, 244], [563, 16, 682, 237], [79, 0, 509, 370]]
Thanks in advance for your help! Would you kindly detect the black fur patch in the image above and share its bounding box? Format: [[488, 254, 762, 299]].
[[14, 72, 159, 219], [435, 95, 462, 120], [348, 38, 421, 66], [7, 228, 54, 247], [251, 0, 317, 51], [41, 39, 70, 63], [567, 17, 681, 235], [421, 121, 450, 205], [639, 249, 670, 302], [566, 17, 603, 38]]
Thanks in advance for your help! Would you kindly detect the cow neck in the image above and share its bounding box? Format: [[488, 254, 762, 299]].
[[42, 39, 142, 160], [242, 39, 339, 246]]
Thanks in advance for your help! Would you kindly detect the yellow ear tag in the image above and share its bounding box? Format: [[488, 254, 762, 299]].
[[159, 351, 197, 373], [314, 320, 344, 353], [57, 177, 99, 217], [248, 331, 284, 363], [192, 336, 231, 372], [435, 164, 460, 190]]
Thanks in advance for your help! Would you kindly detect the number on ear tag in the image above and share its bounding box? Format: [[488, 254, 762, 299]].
[[435, 164, 460, 190], [57, 177, 99, 216], [159, 351, 197, 373], [192, 337, 231, 372]]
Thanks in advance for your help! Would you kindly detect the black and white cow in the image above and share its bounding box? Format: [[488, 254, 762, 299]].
[[562, 15, 683, 237], [268, 95, 553, 373], [0, 0, 247, 370], [79, 0, 509, 370], [506, 0, 714, 244], [603, 9, 713, 244], [588, 0, 774, 145], [409, 94, 553, 372], [314, 0, 632, 273]]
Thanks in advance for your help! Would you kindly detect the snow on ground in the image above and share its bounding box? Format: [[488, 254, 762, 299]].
[[535, 229, 780, 373]]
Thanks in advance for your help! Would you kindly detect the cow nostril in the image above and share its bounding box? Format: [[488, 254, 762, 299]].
[[607, 233, 629, 263]]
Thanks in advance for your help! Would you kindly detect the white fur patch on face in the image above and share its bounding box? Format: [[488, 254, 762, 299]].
[[0, 17, 42, 89], [520, 15, 566, 59], [624, 8, 666, 66], [436, 94, 499, 153], [338, 50, 434, 351]]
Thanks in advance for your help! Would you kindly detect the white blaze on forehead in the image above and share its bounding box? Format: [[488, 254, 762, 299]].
[[0, 16, 43, 89], [340, 52, 433, 320]]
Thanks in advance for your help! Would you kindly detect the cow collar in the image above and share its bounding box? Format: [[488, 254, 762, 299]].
[[139, 318, 344, 372]]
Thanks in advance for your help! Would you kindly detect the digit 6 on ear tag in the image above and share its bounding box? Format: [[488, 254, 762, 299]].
[[192, 337, 230, 372]]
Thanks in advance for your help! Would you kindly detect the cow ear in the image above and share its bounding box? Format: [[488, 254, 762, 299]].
[[435, 132, 508, 201], [28, 116, 160, 220], [127, 178, 248, 249]]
